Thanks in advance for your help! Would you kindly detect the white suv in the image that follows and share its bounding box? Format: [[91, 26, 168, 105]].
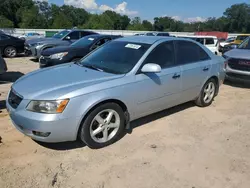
[[180, 35, 219, 55]]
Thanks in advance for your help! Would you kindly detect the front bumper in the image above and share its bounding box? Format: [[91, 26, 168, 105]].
[[30, 46, 43, 59], [39, 56, 67, 68], [225, 66, 250, 83], [6, 98, 81, 143]]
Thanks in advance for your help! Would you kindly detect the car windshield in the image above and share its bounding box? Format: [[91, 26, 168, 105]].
[[236, 35, 249, 41], [225, 38, 235, 42], [71, 36, 97, 47], [52, 30, 70, 39], [238, 37, 250, 50], [77, 41, 151, 74]]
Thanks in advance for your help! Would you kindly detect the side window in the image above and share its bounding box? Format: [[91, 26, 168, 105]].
[[81, 31, 93, 37], [68, 31, 80, 40], [196, 38, 205, 45], [176, 41, 210, 65], [144, 41, 175, 69], [205, 38, 215, 45], [0, 35, 9, 40]]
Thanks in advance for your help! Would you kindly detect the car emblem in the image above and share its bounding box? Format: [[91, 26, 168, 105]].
[[239, 61, 250, 66]]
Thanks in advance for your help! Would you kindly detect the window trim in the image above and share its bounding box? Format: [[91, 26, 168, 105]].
[[174, 40, 211, 66], [136, 41, 177, 74]]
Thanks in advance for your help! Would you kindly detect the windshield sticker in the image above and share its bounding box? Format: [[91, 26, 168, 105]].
[[125, 44, 141, 49], [88, 38, 95, 41]]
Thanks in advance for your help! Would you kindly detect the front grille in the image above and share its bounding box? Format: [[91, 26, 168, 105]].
[[8, 89, 23, 109], [228, 58, 250, 72]]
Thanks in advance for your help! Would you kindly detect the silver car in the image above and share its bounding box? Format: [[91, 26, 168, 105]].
[[223, 36, 250, 82], [6, 36, 225, 149]]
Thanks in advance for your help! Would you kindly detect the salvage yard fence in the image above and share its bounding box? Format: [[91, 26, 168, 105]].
[[1, 28, 240, 38]]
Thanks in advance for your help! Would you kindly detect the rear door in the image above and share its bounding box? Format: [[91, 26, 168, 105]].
[[175, 40, 212, 103]]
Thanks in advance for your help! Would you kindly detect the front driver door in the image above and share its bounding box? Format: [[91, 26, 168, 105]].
[[133, 41, 182, 118]]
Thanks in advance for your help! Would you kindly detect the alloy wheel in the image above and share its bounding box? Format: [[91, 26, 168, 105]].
[[90, 109, 120, 143], [203, 82, 215, 103]]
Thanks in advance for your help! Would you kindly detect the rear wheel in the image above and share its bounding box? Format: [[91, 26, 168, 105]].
[[79, 103, 125, 149], [4, 46, 17, 58], [195, 78, 217, 107]]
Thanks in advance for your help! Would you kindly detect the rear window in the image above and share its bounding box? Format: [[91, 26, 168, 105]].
[[205, 38, 215, 45], [176, 40, 210, 65]]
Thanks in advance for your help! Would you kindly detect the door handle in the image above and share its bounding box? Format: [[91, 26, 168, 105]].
[[203, 67, 209, 71], [172, 74, 181, 79]]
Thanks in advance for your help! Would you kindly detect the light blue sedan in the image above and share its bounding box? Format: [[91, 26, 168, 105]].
[[6, 36, 225, 148]]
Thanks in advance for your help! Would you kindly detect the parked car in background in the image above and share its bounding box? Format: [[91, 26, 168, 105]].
[[223, 36, 250, 83], [19, 32, 44, 40], [233, 34, 250, 45], [0, 33, 25, 57], [180, 35, 219, 55], [7, 36, 225, 148], [144, 32, 170, 37], [218, 37, 236, 52], [26, 29, 98, 59], [0, 55, 7, 75], [39, 34, 121, 68]]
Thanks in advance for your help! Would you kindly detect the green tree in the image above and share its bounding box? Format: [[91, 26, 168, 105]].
[[0, 16, 14, 28], [128, 17, 145, 30], [142, 20, 153, 31], [52, 12, 72, 29]]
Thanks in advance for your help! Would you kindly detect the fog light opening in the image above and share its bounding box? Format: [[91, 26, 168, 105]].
[[32, 131, 51, 137]]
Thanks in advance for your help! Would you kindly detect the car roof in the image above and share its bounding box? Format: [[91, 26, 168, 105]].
[[237, 34, 250, 36], [116, 36, 172, 44]]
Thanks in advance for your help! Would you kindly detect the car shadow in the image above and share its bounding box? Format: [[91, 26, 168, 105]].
[[34, 102, 195, 151], [128, 102, 195, 131], [0, 100, 6, 110], [224, 80, 250, 89], [34, 140, 86, 151], [30, 58, 39, 62], [0, 71, 24, 83]]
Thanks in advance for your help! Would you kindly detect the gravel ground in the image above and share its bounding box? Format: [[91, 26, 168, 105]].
[[0, 57, 250, 188]]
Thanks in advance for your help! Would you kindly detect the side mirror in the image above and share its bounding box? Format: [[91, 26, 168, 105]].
[[141, 63, 161, 73], [65, 36, 71, 40]]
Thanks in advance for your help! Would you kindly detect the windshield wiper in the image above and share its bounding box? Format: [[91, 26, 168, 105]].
[[82, 64, 104, 72]]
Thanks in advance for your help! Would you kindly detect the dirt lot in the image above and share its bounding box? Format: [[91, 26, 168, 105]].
[[0, 57, 250, 188]]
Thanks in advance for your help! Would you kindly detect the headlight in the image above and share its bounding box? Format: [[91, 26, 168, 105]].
[[26, 99, 69, 114], [50, 52, 68, 60], [30, 42, 43, 47]]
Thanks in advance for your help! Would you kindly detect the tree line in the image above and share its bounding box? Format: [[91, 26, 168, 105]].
[[0, 0, 250, 33]]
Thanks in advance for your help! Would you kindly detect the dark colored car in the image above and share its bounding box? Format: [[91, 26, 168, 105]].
[[0, 55, 7, 75], [26, 29, 98, 59], [0, 34, 25, 57], [39, 34, 122, 68]]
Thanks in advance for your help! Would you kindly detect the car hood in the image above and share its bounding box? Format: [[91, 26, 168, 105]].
[[26, 37, 58, 45], [12, 63, 125, 100], [42, 46, 88, 56], [224, 49, 250, 59]]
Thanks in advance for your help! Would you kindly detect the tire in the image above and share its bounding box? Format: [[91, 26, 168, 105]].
[[4, 46, 17, 58], [195, 78, 217, 107], [79, 103, 125, 149]]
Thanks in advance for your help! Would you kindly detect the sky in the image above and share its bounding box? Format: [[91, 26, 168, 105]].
[[45, 0, 249, 22]]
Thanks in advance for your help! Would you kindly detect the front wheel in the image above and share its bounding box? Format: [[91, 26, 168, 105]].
[[195, 78, 217, 107], [79, 103, 125, 149]]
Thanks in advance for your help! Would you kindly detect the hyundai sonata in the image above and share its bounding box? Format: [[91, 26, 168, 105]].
[[7, 36, 225, 148]]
